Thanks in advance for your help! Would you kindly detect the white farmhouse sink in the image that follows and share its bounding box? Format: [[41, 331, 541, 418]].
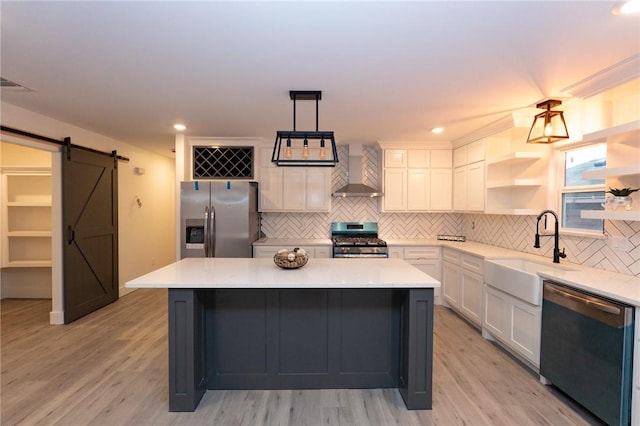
[[484, 258, 577, 306]]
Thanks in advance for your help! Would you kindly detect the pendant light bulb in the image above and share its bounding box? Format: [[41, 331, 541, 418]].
[[302, 137, 310, 159], [544, 121, 553, 137], [285, 138, 293, 159], [319, 138, 327, 159]]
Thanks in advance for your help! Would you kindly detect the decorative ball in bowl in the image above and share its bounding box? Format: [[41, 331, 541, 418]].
[[273, 247, 309, 269]]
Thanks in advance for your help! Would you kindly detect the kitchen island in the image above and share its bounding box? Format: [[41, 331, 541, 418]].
[[126, 257, 440, 412]]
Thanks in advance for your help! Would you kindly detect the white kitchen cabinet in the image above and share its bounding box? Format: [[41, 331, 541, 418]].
[[259, 167, 283, 211], [407, 149, 429, 168], [459, 253, 483, 325], [389, 245, 442, 305], [384, 149, 407, 168], [453, 139, 485, 212], [467, 161, 485, 211], [442, 260, 461, 309], [305, 169, 331, 211], [380, 147, 452, 213], [388, 247, 404, 259], [453, 167, 467, 211], [282, 168, 306, 211], [442, 248, 483, 327], [483, 284, 541, 369], [483, 285, 508, 340], [454, 161, 485, 212], [382, 168, 407, 211], [1, 170, 52, 268], [283, 168, 331, 212], [430, 168, 453, 211], [407, 169, 430, 211], [258, 148, 331, 212]]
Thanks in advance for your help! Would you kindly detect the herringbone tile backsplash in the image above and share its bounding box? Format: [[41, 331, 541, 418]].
[[261, 145, 639, 277]]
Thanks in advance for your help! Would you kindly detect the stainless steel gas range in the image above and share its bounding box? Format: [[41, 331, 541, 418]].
[[331, 222, 389, 258]]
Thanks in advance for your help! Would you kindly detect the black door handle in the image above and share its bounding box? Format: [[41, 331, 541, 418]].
[[67, 226, 75, 244]]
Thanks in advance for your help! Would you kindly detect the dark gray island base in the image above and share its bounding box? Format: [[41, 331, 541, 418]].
[[168, 287, 434, 412]]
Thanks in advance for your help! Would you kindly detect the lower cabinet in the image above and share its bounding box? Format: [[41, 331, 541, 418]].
[[253, 244, 331, 259], [459, 269, 483, 325], [442, 248, 483, 327], [442, 260, 460, 309], [483, 284, 541, 369], [388, 246, 441, 305]]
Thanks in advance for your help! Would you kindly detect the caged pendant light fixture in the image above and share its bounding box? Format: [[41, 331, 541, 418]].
[[272, 90, 339, 167], [526, 99, 570, 144]]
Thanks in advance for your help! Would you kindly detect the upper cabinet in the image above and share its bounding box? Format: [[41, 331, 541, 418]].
[[379, 146, 452, 213], [453, 139, 485, 212], [580, 122, 640, 221], [257, 147, 331, 212]]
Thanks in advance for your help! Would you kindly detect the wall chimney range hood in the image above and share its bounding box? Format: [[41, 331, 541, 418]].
[[332, 144, 383, 197]]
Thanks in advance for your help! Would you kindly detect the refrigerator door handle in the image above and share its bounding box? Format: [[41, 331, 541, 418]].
[[210, 205, 216, 257], [204, 206, 210, 257]]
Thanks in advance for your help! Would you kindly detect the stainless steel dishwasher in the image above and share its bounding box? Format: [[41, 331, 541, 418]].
[[540, 280, 634, 426]]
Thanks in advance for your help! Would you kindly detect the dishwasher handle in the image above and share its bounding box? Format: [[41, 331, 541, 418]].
[[543, 281, 632, 328], [545, 285, 620, 315]]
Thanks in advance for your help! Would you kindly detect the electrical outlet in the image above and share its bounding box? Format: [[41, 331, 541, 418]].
[[608, 236, 631, 251]]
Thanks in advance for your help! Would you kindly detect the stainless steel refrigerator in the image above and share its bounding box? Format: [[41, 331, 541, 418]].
[[180, 181, 259, 258]]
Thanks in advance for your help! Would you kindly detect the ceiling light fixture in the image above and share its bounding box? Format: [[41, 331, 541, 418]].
[[526, 99, 569, 144], [431, 127, 444, 134], [272, 90, 338, 167], [612, 0, 640, 14], [173, 123, 187, 131]]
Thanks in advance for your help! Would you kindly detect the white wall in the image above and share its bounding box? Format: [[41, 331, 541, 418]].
[[1, 102, 176, 322]]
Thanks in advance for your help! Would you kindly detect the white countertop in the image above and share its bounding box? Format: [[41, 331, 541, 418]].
[[536, 269, 640, 307], [388, 238, 640, 306], [253, 238, 639, 306], [126, 258, 440, 289]]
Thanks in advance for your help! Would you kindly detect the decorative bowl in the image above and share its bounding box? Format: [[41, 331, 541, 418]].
[[273, 247, 309, 269]]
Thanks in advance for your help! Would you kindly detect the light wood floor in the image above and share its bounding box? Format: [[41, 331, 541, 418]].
[[1, 289, 602, 425]]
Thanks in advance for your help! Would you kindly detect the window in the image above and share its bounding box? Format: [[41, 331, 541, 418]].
[[560, 144, 606, 233]]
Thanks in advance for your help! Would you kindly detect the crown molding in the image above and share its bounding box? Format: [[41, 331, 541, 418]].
[[561, 54, 640, 99]]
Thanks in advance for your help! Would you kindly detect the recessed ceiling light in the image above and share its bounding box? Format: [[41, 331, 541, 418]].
[[612, 0, 640, 15], [431, 127, 444, 134], [173, 123, 187, 131]]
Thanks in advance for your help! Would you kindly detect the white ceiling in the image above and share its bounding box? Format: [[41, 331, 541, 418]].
[[1, 1, 639, 158]]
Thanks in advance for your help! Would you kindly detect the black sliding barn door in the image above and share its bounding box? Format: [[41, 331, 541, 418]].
[[62, 146, 118, 323]]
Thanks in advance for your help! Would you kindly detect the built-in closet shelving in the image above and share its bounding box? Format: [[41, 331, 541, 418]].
[[1, 167, 53, 267]]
